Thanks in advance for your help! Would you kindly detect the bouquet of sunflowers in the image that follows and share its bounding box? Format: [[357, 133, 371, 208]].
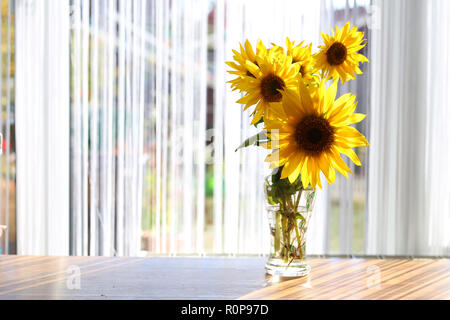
[[227, 23, 369, 276]]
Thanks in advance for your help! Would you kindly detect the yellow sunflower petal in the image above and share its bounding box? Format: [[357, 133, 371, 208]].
[[282, 152, 304, 180], [338, 147, 362, 166]]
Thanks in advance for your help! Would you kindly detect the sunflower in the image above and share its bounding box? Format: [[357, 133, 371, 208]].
[[226, 39, 267, 92], [264, 77, 369, 189], [313, 22, 368, 84], [285, 38, 315, 83], [230, 48, 300, 124]]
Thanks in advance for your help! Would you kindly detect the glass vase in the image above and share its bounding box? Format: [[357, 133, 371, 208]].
[[264, 176, 316, 277]]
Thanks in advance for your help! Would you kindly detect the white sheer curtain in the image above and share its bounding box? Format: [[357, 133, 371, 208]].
[[70, 0, 146, 256], [14, 0, 146, 256], [15, 0, 70, 255], [12, 0, 449, 257], [149, 0, 210, 254], [367, 0, 450, 256], [12, 0, 366, 256]]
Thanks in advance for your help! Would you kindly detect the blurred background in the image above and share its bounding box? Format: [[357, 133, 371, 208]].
[[0, 0, 448, 257]]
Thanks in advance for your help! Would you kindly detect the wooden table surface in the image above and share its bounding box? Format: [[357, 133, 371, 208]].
[[0, 255, 448, 300]]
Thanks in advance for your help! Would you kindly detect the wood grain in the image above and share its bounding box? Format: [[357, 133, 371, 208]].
[[0, 255, 268, 299], [0, 255, 448, 299], [239, 258, 450, 300]]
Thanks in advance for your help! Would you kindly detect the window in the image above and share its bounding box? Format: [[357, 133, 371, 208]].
[[6, 0, 450, 257]]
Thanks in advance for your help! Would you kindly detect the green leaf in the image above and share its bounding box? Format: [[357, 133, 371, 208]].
[[235, 131, 269, 152]]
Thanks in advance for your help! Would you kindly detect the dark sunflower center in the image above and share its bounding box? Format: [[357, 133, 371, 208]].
[[260, 74, 285, 102], [326, 42, 347, 66], [295, 115, 334, 155]]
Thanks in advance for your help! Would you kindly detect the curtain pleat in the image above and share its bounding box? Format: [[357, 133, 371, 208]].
[[70, 0, 147, 256], [16, 0, 70, 255], [425, 0, 450, 257]]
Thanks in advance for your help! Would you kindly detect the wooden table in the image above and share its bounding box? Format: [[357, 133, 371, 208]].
[[0, 255, 448, 300]]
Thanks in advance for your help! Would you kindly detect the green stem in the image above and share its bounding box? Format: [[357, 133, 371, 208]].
[[292, 189, 303, 259], [279, 195, 288, 261], [274, 211, 281, 254], [272, 183, 307, 262], [294, 188, 302, 211], [294, 223, 302, 259], [281, 214, 289, 263]]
